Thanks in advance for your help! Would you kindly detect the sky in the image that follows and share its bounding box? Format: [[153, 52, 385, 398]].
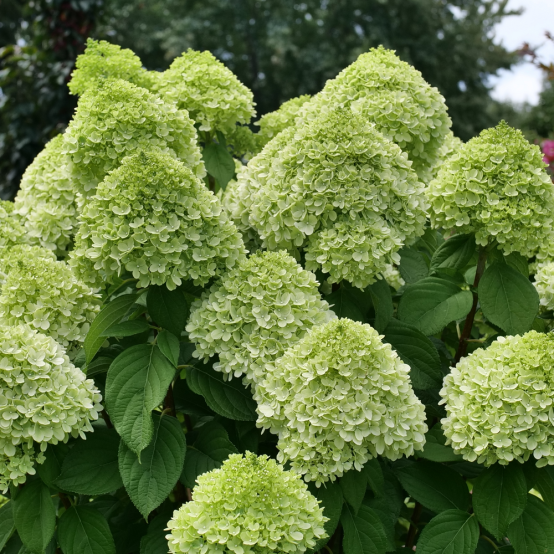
[[490, 0, 554, 106]]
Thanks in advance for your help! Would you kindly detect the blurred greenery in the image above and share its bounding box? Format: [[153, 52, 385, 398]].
[[0, 0, 545, 198]]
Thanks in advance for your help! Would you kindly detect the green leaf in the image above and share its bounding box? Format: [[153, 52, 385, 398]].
[[534, 467, 554, 511], [85, 293, 138, 363], [416, 510, 479, 554], [55, 428, 122, 495], [100, 320, 151, 337], [327, 282, 372, 322], [157, 330, 180, 366], [187, 363, 257, 421], [430, 234, 476, 273], [419, 425, 463, 463], [340, 469, 367, 514], [473, 463, 528, 539], [394, 460, 470, 513], [173, 379, 212, 417], [36, 442, 70, 489], [307, 481, 343, 554], [119, 414, 186, 518], [478, 262, 539, 335], [85, 356, 113, 377], [341, 503, 388, 554], [180, 421, 238, 488], [507, 495, 554, 554], [140, 505, 174, 554], [367, 279, 393, 333], [397, 277, 473, 336], [202, 141, 235, 189], [12, 480, 56, 554], [383, 318, 442, 390], [58, 506, 116, 554], [398, 247, 429, 284], [0, 501, 14, 550], [106, 344, 176, 455], [147, 285, 189, 338], [362, 459, 385, 497]]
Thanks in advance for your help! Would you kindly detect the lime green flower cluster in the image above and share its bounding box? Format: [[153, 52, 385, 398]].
[[299, 46, 451, 181], [62, 79, 204, 199], [14, 135, 78, 256], [247, 109, 427, 288], [256, 318, 427, 485], [68, 38, 154, 96], [0, 201, 26, 256], [534, 262, 554, 312], [156, 49, 256, 134], [427, 122, 554, 257], [0, 244, 56, 285], [0, 250, 101, 349], [70, 151, 245, 289], [382, 263, 405, 291], [440, 331, 554, 467], [187, 250, 332, 385], [0, 324, 102, 491], [255, 95, 311, 149], [166, 452, 327, 554]]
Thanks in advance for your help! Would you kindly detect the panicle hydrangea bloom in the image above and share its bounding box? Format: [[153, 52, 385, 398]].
[[14, 135, 78, 256], [166, 452, 327, 554], [70, 150, 245, 290], [382, 263, 405, 291], [156, 49, 256, 134], [62, 79, 204, 199], [440, 331, 554, 467], [0, 201, 26, 256], [68, 38, 154, 96], [255, 95, 311, 149], [427, 121, 554, 257], [298, 46, 451, 181], [248, 109, 427, 288], [256, 318, 427, 485], [0, 253, 101, 349], [0, 244, 56, 285], [0, 324, 102, 491], [226, 125, 259, 160], [187, 250, 332, 384], [534, 262, 554, 312], [429, 131, 463, 180]]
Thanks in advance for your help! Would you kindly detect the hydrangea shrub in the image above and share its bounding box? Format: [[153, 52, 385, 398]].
[[3, 38, 554, 554]]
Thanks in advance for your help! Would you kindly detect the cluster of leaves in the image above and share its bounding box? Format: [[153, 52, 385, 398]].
[[2, 36, 554, 554]]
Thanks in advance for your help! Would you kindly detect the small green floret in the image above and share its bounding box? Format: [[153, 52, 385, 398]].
[[300, 46, 451, 181], [427, 121, 554, 257], [157, 49, 256, 134], [0, 252, 101, 349], [70, 150, 245, 290], [440, 331, 554, 467], [15, 135, 79, 255], [257, 318, 427, 485], [187, 250, 332, 384], [68, 38, 154, 95], [0, 201, 26, 255], [62, 79, 204, 199], [166, 452, 327, 554], [0, 323, 102, 491], [535, 262, 554, 312]]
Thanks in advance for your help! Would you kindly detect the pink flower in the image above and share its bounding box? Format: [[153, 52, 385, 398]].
[[542, 140, 554, 164]]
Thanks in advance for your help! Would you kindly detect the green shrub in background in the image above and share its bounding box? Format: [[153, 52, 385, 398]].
[[1, 38, 554, 554]]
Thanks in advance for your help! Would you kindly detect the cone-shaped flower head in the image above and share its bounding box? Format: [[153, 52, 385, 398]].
[[166, 452, 327, 554], [257, 318, 427, 485], [440, 331, 554, 467], [157, 49, 256, 134], [0, 244, 56, 285], [535, 262, 554, 312], [187, 250, 333, 384], [0, 324, 102, 491], [255, 94, 311, 149], [0, 252, 101, 350], [68, 38, 154, 95], [0, 201, 26, 255], [62, 79, 204, 199], [14, 135, 78, 256], [299, 46, 451, 181], [70, 150, 246, 290], [427, 121, 554, 257], [248, 108, 427, 288]]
